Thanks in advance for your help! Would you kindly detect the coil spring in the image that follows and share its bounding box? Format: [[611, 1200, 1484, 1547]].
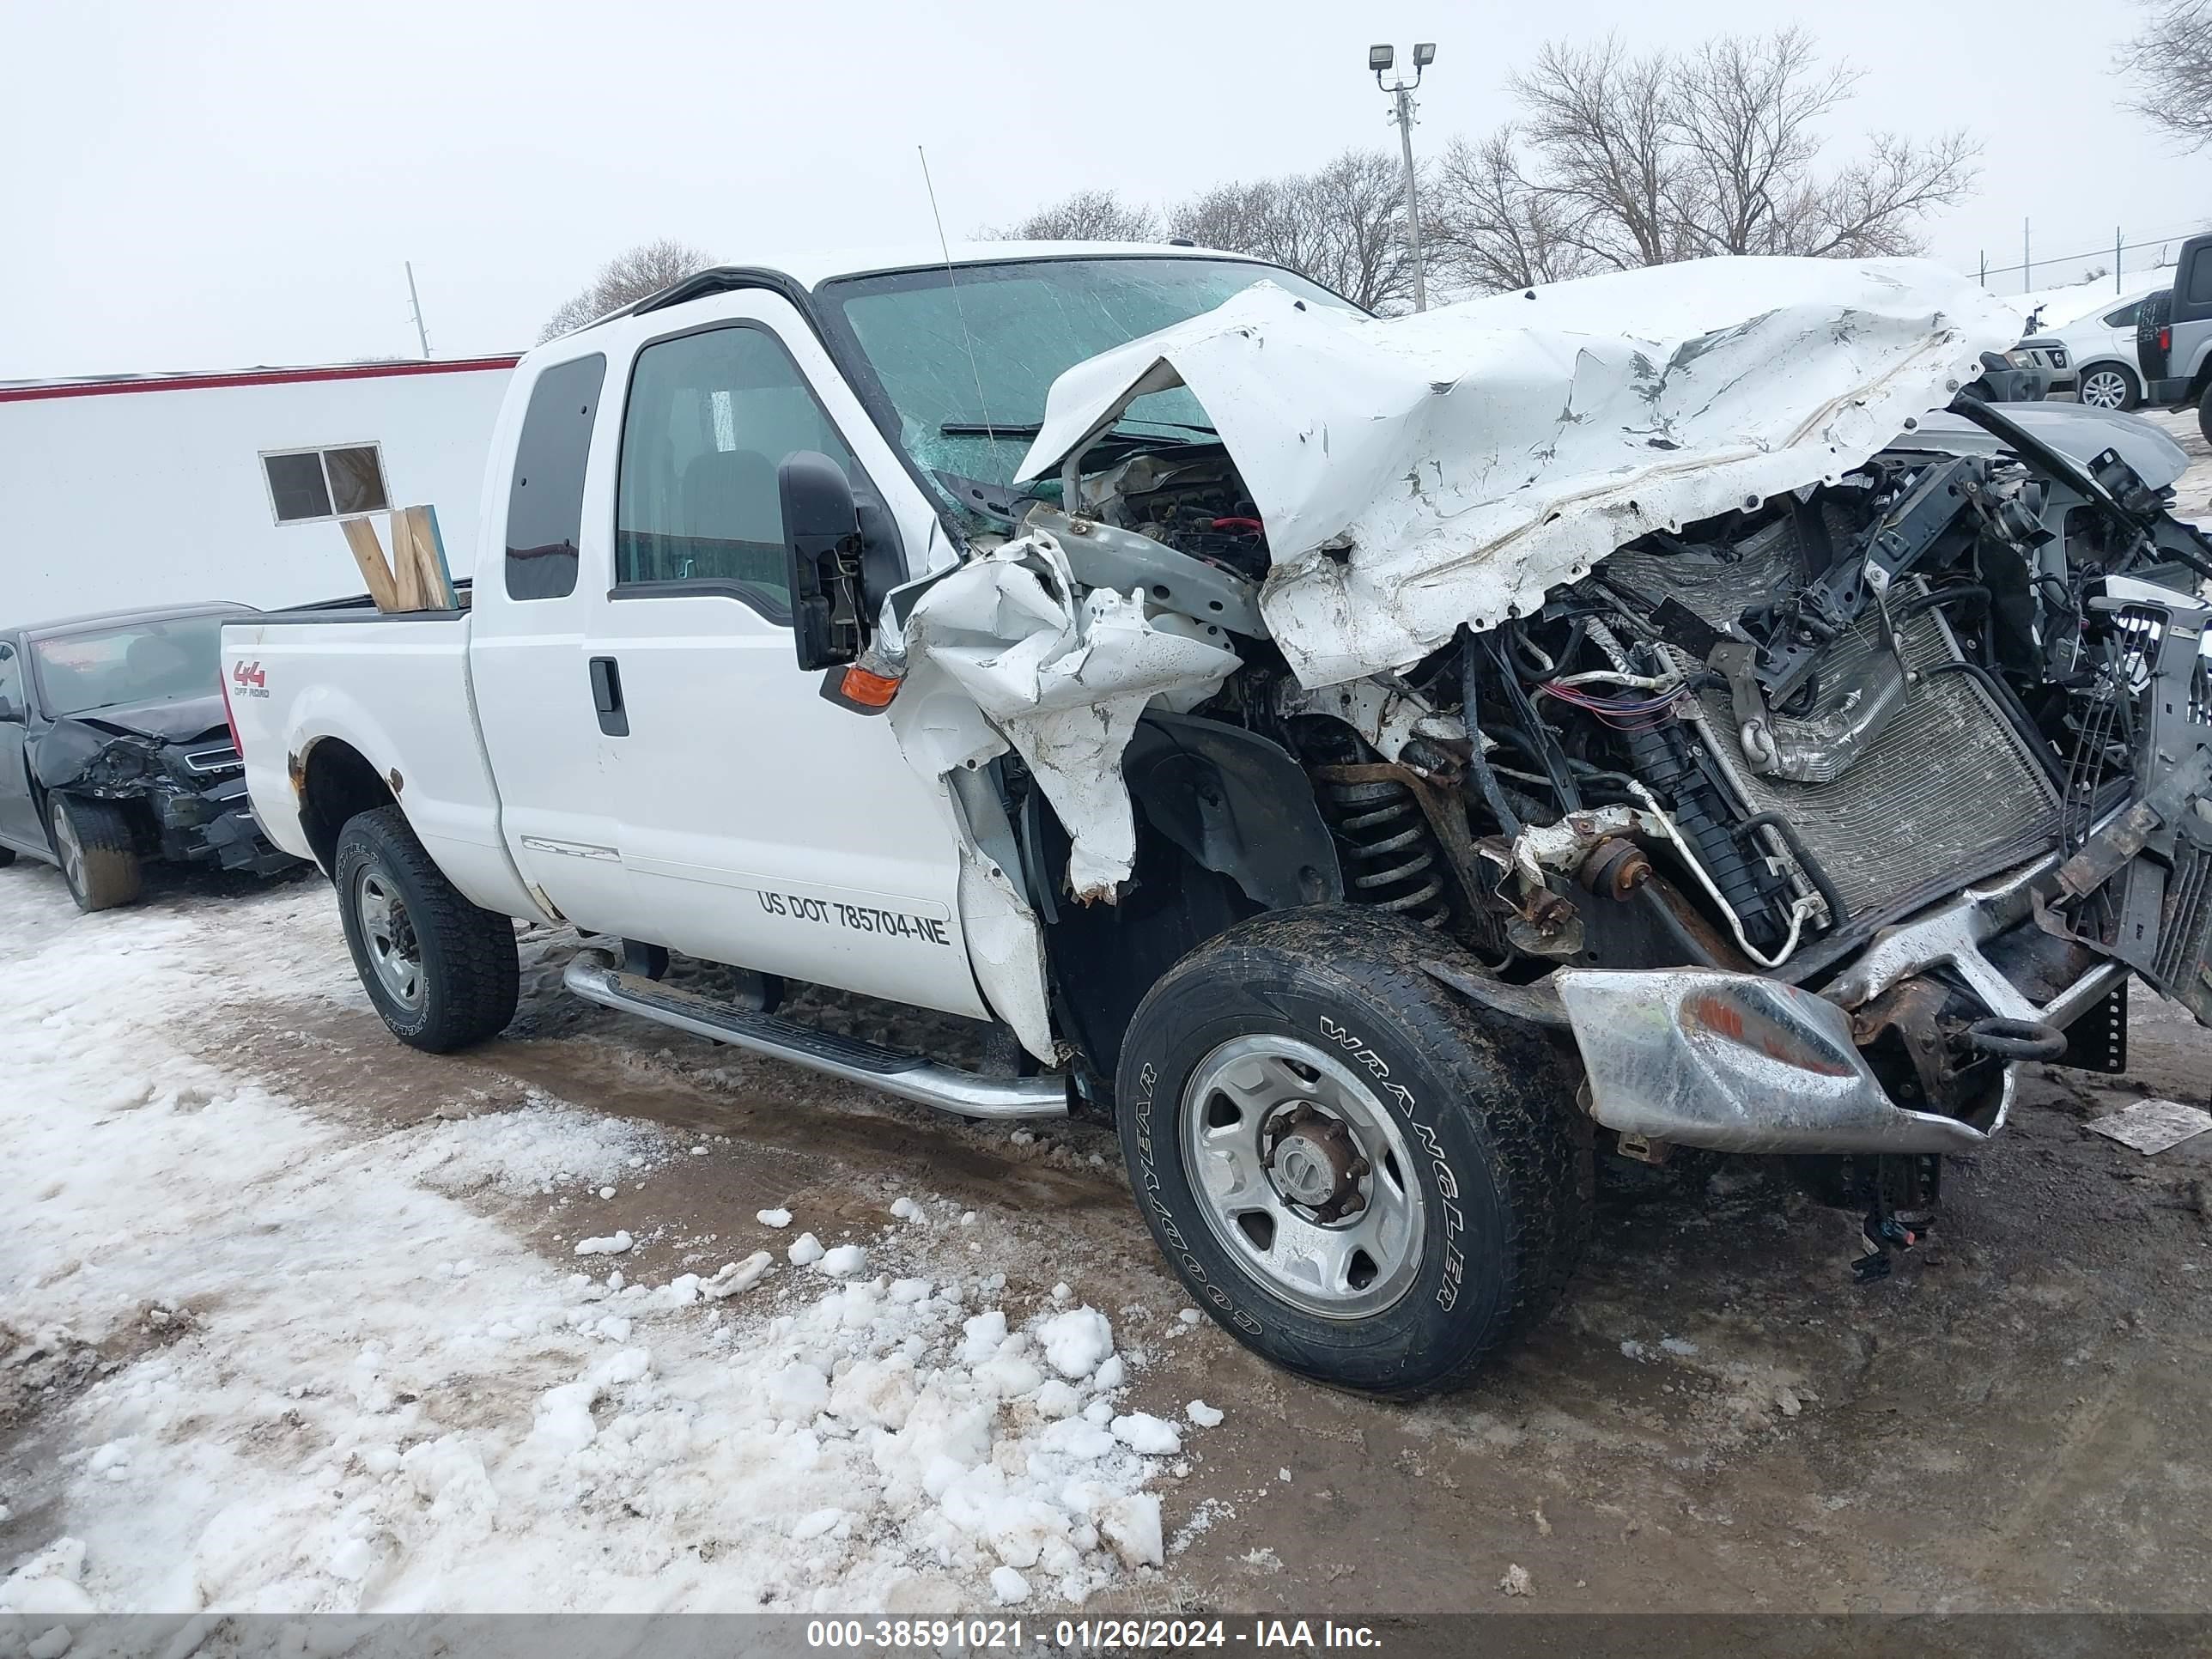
[[1323, 775, 1450, 928]]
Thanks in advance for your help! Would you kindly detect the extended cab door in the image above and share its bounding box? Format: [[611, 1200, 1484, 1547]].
[[467, 349, 640, 935]]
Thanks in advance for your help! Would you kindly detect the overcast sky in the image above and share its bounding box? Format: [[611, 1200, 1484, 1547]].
[[2, 0, 2200, 379]]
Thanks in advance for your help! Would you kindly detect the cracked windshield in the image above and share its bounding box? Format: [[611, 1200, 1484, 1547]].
[[825, 256, 1354, 489]]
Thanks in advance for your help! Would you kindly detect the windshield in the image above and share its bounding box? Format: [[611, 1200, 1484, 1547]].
[[30, 615, 230, 717], [822, 257, 1359, 489]]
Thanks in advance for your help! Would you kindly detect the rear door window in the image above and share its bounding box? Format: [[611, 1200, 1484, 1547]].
[[505, 355, 606, 602]]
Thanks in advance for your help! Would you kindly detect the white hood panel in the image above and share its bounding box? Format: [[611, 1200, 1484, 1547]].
[[1015, 257, 2021, 688]]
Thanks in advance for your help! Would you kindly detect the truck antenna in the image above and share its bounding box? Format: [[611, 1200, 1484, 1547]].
[[404, 261, 432, 359], [916, 146, 996, 446]]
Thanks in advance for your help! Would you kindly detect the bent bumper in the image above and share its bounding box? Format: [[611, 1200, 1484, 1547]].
[[1555, 969, 2003, 1155], [155, 775, 300, 877]]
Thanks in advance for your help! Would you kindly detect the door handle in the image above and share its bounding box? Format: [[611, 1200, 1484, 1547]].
[[588, 656, 629, 737]]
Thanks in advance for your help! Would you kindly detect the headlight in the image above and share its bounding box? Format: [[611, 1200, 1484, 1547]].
[[2004, 349, 2035, 368], [94, 743, 148, 781]]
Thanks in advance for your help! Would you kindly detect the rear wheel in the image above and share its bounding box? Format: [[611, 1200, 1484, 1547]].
[[1115, 907, 1589, 1398], [2077, 363, 2138, 411], [334, 805, 518, 1052], [2199, 382, 2212, 447], [49, 795, 142, 912]]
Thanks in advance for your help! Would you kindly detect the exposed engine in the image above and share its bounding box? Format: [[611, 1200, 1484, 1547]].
[[1018, 400, 2212, 1148]]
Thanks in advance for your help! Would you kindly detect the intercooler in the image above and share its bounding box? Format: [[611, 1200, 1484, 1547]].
[[1610, 521, 2063, 928]]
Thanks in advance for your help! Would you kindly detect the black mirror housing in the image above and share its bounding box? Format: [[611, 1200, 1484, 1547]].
[[779, 450, 866, 671]]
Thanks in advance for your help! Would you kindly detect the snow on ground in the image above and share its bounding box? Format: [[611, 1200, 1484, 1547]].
[[0, 872, 1194, 1626]]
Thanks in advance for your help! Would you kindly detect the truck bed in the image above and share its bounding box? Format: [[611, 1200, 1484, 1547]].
[[221, 603, 549, 922]]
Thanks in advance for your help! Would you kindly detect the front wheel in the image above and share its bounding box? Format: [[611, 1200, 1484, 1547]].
[[2077, 364, 2138, 412], [335, 805, 519, 1052], [1115, 907, 1589, 1398], [2198, 382, 2212, 447], [50, 794, 142, 912]]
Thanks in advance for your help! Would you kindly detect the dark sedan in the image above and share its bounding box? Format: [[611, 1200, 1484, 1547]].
[[0, 602, 301, 910]]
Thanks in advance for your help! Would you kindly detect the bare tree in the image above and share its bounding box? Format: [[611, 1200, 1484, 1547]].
[[1286, 151, 1423, 312], [541, 239, 718, 341], [1435, 30, 1978, 291], [1427, 131, 1599, 293], [1511, 37, 1689, 271], [999, 188, 1159, 242], [2116, 0, 2212, 150], [1167, 150, 1419, 312], [1171, 179, 1307, 268]]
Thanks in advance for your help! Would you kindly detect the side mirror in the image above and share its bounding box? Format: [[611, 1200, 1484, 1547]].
[[780, 451, 865, 672], [778, 452, 904, 673], [0, 695, 18, 725]]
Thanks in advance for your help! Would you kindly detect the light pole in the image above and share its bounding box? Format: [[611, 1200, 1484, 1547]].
[[1371, 42, 1436, 312]]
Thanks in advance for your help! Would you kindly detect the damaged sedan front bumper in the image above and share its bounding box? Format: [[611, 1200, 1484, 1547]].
[[41, 728, 298, 878]]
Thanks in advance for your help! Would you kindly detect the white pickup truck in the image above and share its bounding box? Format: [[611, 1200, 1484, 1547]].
[[224, 242, 2212, 1396]]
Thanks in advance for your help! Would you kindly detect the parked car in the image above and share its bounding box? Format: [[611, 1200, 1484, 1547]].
[[0, 603, 301, 909], [1994, 335, 2067, 398], [2136, 233, 2212, 440], [2041, 286, 2161, 410], [222, 246, 2212, 1396]]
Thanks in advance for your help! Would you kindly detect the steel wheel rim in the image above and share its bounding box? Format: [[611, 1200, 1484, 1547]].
[[2081, 369, 2128, 410], [51, 802, 84, 896], [354, 865, 424, 1009], [1180, 1032, 1428, 1320]]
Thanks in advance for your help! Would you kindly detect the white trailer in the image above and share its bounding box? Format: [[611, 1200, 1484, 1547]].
[[0, 356, 516, 620]]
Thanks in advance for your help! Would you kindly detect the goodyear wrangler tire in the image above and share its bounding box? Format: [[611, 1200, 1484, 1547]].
[[1115, 907, 1589, 1398]]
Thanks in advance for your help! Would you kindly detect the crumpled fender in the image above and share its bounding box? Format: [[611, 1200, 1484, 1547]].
[[27, 720, 126, 790], [894, 530, 1241, 900]]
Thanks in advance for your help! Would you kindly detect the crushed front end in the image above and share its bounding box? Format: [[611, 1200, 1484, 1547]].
[[883, 255, 2210, 1188], [31, 718, 299, 878]]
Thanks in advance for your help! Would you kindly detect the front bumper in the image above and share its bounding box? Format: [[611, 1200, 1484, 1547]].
[[1556, 854, 2127, 1155], [1557, 969, 2004, 1153], [151, 773, 299, 876]]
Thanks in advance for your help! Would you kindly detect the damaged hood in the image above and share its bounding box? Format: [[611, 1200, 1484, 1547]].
[[1014, 257, 2018, 688], [48, 691, 229, 744]]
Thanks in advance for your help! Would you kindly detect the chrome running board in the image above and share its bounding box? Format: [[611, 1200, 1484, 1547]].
[[562, 950, 1067, 1121]]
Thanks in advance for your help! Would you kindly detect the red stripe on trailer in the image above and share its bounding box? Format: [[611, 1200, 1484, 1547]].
[[0, 356, 521, 404]]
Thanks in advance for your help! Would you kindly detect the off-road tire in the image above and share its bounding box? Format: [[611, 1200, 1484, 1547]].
[[50, 794, 142, 912], [1115, 906, 1590, 1399], [334, 805, 518, 1052], [0, 845, 15, 867], [2198, 381, 2212, 447], [2076, 363, 2139, 412]]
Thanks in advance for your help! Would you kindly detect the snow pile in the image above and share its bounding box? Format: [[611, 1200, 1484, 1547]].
[[394, 1097, 677, 1198], [0, 873, 1190, 1615]]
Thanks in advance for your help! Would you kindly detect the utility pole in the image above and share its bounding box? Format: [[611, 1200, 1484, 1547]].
[[405, 261, 432, 359], [2022, 218, 2032, 292], [2117, 227, 2124, 294], [1370, 43, 1436, 312]]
